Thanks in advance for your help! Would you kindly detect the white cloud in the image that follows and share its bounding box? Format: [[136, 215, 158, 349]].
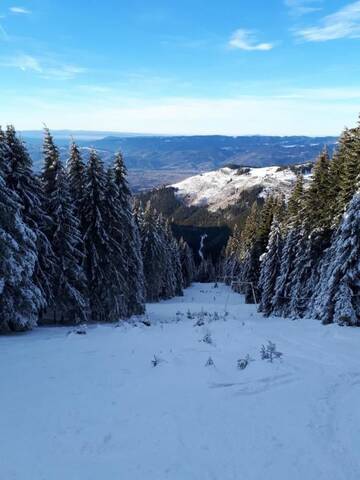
[[228, 29, 274, 51], [296, 1, 360, 41], [0, 53, 86, 79], [9, 6, 31, 14], [0, 54, 42, 71], [41, 64, 87, 80], [285, 0, 322, 16]]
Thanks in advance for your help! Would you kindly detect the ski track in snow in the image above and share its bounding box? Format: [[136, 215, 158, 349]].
[[1, 283, 360, 480]]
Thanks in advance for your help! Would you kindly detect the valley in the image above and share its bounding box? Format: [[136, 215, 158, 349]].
[[22, 131, 335, 191]]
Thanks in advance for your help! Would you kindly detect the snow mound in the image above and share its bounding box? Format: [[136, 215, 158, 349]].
[[171, 165, 311, 211]]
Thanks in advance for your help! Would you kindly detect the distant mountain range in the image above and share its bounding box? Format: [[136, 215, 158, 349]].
[[21, 131, 337, 191]]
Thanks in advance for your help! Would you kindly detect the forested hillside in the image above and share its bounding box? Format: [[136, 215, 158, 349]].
[[0, 126, 195, 333], [225, 118, 360, 325]]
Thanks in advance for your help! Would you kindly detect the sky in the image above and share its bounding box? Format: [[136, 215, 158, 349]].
[[0, 0, 360, 135]]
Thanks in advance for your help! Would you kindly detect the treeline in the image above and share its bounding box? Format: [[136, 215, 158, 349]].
[[0, 126, 195, 333], [225, 118, 360, 326]]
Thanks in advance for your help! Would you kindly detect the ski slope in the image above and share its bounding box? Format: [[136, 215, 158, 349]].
[[1, 283, 360, 480]]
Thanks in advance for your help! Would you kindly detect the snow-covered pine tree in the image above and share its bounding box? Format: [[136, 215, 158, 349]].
[[0, 127, 41, 332], [168, 225, 183, 297], [228, 202, 260, 297], [258, 218, 282, 316], [82, 150, 128, 321], [288, 151, 332, 318], [312, 189, 360, 325], [139, 205, 164, 302], [42, 127, 60, 199], [178, 237, 195, 288], [159, 217, 183, 298], [103, 167, 128, 318], [196, 257, 216, 283], [233, 196, 277, 303], [112, 152, 145, 315], [223, 224, 242, 282], [338, 125, 360, 214], [271, 176, 305, 317], [43, 160, 88, 324], [67, 141, 86, 232], [5, 125, 55, 314]]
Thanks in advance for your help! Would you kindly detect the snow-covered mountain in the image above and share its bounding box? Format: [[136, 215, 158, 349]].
[[171, 164, 312, 211]]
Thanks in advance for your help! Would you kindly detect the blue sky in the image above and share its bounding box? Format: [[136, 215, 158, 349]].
[[0, 0, 360, 135]]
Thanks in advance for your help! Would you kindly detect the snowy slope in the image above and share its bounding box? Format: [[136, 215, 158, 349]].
[[1, 283, 360, 480], [172, 165, 311, 211]]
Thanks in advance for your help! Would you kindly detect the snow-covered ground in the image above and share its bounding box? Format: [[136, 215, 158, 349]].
[[172, 166, 311, 211], [1, 283, 360, 480]]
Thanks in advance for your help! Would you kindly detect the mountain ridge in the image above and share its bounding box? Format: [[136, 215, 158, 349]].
[[20, 132, 337, 191]]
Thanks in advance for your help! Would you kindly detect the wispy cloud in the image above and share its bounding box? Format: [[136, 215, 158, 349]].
[[9, 6, 31, 14], [0, 24, 9, 41], [229, 29, 274, 51], [0, 53, 86, 79], [42, 64, 87, 80], [285, 0, 322, 16], [295, 1, 360, 41], [0, 54, 42, 71]]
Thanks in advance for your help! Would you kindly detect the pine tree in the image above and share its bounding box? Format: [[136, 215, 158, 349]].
[[42, 127, 60, 198], [271, 179, 305, 316], [163, 220, 183, 297], [139, 205, 165, 302], [0, 127, 41, 331], [178, 237, 195, 288], [338, 127, 360, 213], [112, 152, 145, 315], [224, 224, 242, 282], [258, 219, 282, 316], [5, 125, 55, 313], [44, 160, 88, 323], [286, 175, 305, 221], [82, 150, 127, 321], [103, 167, 128, 318], [327, 147, 347, 227], [287, 152, 333, 318], [67, 141, 86, 231], [303, 148, 332, 231], [313, 189, 360, 325], [271, 227, 300, 317], [196, 257, 216, 283]]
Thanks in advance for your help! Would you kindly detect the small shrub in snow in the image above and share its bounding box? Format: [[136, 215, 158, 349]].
[[202, 332, 213, 344], [260, 341, 283, 362], [187, 309, 194, 320], [205, 356, 215, 367], [237, 359, 248, 370], [237, 354, 253, 370], [194, 310, 206, 326], [151, 355, 162, 367], [68, 324, 87, 335]]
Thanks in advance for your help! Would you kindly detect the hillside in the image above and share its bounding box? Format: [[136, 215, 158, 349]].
[[2, 283, 360, 480], [171, 164, 313, 212]]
